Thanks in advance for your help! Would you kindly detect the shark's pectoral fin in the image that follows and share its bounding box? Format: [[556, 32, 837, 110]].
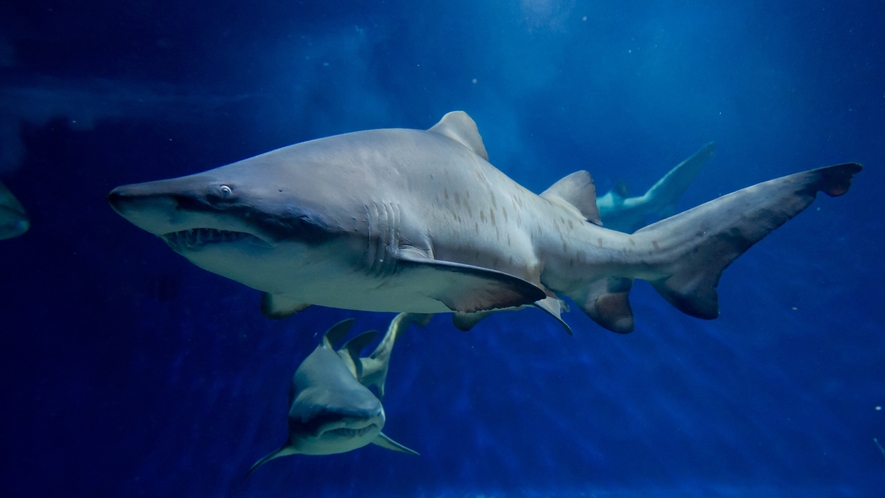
[[540, 171, 602, 226], [245, 444, 296, 478], [261, 293, 311, 319], [372, 432, 419, 456], [397, 253, 546, 313], [322, 319, 356, 349], [532, 297, 573, 335], [574, 278, 635, 334]]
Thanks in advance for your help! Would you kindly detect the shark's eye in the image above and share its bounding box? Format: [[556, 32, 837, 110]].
[[219, 185, 233, 197]]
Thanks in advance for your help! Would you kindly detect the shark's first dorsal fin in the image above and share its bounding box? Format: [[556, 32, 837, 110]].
[[428, 111, 489, 161], [322, 319, 355, 349], [540, 171, 603, 226]]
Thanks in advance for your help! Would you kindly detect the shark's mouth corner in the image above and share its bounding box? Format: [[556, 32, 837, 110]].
[[161, 228, 266, 251]]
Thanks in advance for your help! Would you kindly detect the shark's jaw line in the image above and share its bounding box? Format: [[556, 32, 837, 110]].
[[160, 227, 267, 252], [321, 422, 381, 439]]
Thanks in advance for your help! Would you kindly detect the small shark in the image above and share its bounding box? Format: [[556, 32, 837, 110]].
[[0, 180, 29, 240], [246, 319, 417, 476], [108, 111, 862, 333], [597, 142, 715, 233], [875, 438, 885, 462], [337, 313, 433, 400]]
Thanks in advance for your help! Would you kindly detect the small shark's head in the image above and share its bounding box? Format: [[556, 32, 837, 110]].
[[285, 390, 386, 455]]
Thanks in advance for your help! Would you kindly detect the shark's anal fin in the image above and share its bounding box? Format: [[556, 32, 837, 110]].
[[396, 252, 547, 313], [428, 111, 489, 160], [540, 171, 602, 226], [576, 278, 635, 333], [373, 432, 419, 456], [261, 293, 311, 319]]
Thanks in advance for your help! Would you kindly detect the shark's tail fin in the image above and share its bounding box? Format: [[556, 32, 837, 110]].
[[572, 163, 862, 333], [637, 162, 861, 320], [642, 142, 715, 218]]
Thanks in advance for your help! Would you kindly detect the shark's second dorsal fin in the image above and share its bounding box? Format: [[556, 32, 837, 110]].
[[540, 171, 603, 226], [428, 111, 489, 161]]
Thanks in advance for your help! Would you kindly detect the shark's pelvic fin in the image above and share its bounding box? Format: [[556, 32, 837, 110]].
[[635, 162, 862, 321], [428, 111, 489, 161], [260, 293, 311, 319], [532, 296, 573, 335], [372, 432, 420, 456], [540, 170, 603, 226], [396, 252, 546, 312]]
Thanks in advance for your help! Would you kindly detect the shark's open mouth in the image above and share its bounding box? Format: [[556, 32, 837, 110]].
[[325, 424, 379, 438], [162, 228, 259, 251]]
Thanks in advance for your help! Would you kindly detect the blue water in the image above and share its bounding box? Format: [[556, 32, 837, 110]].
[[1, 1, 884, 496]]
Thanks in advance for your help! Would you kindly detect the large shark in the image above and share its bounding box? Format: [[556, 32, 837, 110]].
[[108, 111, 861, 333], [246, 319, 417, 476], [597, 142, 715, 233], [0, 180, 29, 240]]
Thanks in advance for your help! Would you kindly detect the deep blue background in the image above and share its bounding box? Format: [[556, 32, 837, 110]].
[[1, 1, 883, 496]]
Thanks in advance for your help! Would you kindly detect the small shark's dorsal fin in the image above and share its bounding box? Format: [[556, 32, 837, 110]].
[[322, 319, 355, 349], [339, 331, 378, 378], [428, 111, 489, 161], [611, 180, 629, 199], [540, 171, 603, 226], [372, 432, 420, 456], [260, 293, 311, 319]]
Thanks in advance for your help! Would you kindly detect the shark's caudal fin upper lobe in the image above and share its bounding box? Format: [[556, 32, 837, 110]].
[[638, 162, 861, 320], [572, 163, 861, 333]]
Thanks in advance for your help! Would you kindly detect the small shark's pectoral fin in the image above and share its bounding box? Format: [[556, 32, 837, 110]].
[[372, 432, 419, 456], [261, 293, 311, 319], [245, 444, 294, 478], [428, 111, 489, 161], [397, 253, 547, 313], [540, 171, 602, 226], [532, 297, 573, 335]]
